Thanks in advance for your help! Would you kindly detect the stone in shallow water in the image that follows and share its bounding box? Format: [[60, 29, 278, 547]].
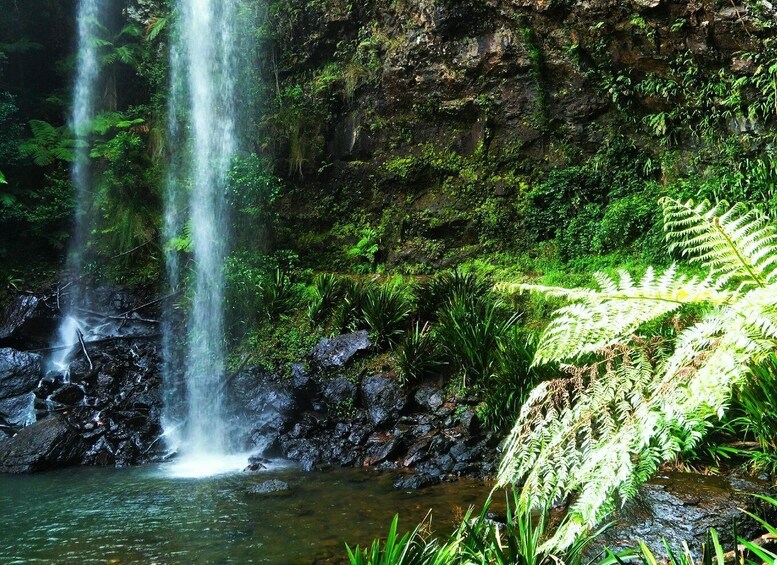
[[590, 472, 777, 559], [393, 474, 442, 490], [246, 479, 290, 495]]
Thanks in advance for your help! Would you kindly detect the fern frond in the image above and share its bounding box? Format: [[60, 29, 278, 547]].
[[28, 120, 57, 147], [517, 266, 731, 365], [661, 197, 777, 288], [145, 17, 168, 41], [115, 45, 137, 65], [498, 281, 777, 550]]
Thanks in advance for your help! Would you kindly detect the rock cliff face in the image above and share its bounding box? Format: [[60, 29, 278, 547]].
[[266, 0, 772, 267]]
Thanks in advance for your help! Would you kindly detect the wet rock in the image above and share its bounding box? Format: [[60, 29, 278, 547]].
[[364, 435, 402, 466], [394, 474, 442, 490], [291, 363, 312, 389], [632, 0, 661, 8], [0, 349, 42, 400], [361, 375, 406, 426], [0, 295, 59, 347], [592, 473, 776, 559], [0, 393, 35, 428], [82, 436, 115, 467], [458, 409, 479, 434], [49, 383, 85, 406], [247, 479, 290, 495], [309, 331, 370, 370], [448, 442, 473, 463], [414, 386, 445, 411], [0, 415, 87, 473], [323, 377, 358, 404], [244, 454, 271, 472]]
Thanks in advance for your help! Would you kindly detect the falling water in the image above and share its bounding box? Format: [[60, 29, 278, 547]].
[[164, 0, 246, 474], [49, 0, 106, 379]]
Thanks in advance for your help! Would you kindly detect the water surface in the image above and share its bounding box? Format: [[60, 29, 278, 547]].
[[1, 464, 496, 564]]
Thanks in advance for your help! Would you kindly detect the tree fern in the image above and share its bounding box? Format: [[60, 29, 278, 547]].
[[19, 120, 80, 166], [496, 197, 777, 551], [662, 198, 777, 287], [498, 266, 731, 365]]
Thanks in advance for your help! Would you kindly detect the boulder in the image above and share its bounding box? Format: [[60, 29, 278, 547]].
[[309, 331, 370, 369], [0, 415, 87, 473], [0, 295, 59, 347], [361, 375, 406, 426], [592, 473, 776, 558], [323, 377, 358, 405], [0, 348, 42, 400], [0, 393, 35, 428]]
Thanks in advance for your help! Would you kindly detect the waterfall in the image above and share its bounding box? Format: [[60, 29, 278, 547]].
[[164, 0, 247, 474], [50, 0, 106, 379]]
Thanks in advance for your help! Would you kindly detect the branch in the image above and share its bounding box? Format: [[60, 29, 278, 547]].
[[76, 328, 93, 371], [29, 334, 162, 354]]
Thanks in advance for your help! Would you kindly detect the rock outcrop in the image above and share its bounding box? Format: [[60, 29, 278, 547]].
[[0, 349, 42, 431], [591, 472, 777, 558], [0, 290, 166, 472], [0, 415, 87, 473], [237, 332, 498, 484]]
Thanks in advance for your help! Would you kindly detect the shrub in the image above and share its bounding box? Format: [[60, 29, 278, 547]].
[[396, 322, 446, 385], [726, 354, 777, 474], [348, 227, 381, 273], [308, 272, 343, 324], [496, 198, 777, 550], [362, 283, 413, 348], [478, 330, 550, 433], [436, 294, 518, 388], [416, 269, 492, 322], [345, 490, 606, 565], [261, 268, 297, 321], [333, 278, 372, 333]]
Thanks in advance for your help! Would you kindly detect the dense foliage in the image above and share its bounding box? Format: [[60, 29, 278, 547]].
[[5, 1, 777, 562]]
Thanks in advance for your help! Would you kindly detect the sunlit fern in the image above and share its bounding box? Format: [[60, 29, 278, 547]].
[[495, 197, 777, 550]]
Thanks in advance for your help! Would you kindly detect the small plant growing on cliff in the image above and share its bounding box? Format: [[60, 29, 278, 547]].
[[396, 322, 446, 385], [308, 273, 344, 324], [362, 283, 413, 348], [348, 228, 380, 274], [496, 198, 777, 550]]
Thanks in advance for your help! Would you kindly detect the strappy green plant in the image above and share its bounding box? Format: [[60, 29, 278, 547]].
[[495, 197, 777, 550]]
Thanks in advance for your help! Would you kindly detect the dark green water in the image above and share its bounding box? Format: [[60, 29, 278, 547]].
[[0, 464, 495, 564]]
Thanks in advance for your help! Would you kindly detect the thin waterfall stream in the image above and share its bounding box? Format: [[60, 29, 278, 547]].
[[48, 0, 108, 380], [163, 0, 250, 475]]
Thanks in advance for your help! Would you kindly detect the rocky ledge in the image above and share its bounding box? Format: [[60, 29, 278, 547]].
[[0, 290, 165, 473], [235, 329, 499, 487]]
